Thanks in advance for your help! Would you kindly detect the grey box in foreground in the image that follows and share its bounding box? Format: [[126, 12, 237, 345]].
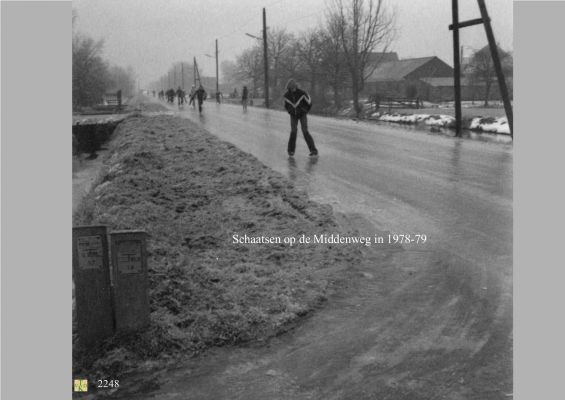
[[110, 231, 150, 331], [72, 226, 114, 346]]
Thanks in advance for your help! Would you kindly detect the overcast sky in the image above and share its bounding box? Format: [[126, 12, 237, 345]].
[[73, 0, 513, 88]]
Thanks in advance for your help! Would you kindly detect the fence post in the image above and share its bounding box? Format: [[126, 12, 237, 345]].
[[73, 226, 115, 346]]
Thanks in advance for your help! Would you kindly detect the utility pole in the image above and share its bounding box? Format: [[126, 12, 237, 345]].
[[449, 0, 514, 138], [216, 39, 219, 99], [263, 7, 269, 108], [477, 0, 513, 137], [451, 0, 462, 137], [181, 63, 184, 89], [168, 71, 171, 88], [193, 57, 197, 86], [193, 57, 201, 86]]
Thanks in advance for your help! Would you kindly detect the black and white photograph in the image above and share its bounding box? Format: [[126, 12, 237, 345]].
[[70, 0, 513, 398]]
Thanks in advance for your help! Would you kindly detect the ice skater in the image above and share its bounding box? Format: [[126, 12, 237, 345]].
[[283, 79, 318, 157], [176, 87, 183, 106], [242, 85, 249, 112], [193, 84, 207, 113], [188, 85, 196, 108]]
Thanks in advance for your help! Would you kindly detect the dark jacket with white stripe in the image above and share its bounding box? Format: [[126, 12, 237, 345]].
[[284, 88, 312, 118]]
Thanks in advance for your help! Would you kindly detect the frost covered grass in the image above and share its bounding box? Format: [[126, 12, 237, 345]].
[[73, 115, 361, 379]]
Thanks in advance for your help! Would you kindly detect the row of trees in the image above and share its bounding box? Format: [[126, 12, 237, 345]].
[[72, 12, 136, 110], [223, 0, 396, 116]]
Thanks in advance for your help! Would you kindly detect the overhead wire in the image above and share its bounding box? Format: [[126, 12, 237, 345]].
[[216, 0, 287, 41]]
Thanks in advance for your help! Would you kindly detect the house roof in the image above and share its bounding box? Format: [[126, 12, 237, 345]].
[[366, 56, 438, 82], [366, 52, 399, 64]]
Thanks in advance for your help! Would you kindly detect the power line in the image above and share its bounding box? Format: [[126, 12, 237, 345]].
[[216, 0, 287, 40]]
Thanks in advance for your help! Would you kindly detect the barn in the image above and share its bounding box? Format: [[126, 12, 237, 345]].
[[364, 56, 455, 102]]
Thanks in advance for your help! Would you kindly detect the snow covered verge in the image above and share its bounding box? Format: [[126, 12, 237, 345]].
[[334, 102, 510, 135], [375, 113, 456, 128], [373, 112, 510, 134], [72, 115, 362, 383], [469, 116, 511, 134]]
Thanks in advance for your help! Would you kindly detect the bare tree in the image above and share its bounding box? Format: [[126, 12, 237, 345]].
[[220, 60, 240, 91], [280, 39, 303, 85], [468, 45, 513, 106], [72, 33, 111, 110], [297, 29, 325, 103], [235, 46, 263, 97], [320, 20, 347, 109], [267, 28, 294, 96], [108, 65, 136, 97], [327, 0, 396, 116]]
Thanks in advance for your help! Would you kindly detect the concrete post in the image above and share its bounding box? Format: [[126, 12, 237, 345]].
[[72, 226, 114, 345], [110, 231, 150, 332]]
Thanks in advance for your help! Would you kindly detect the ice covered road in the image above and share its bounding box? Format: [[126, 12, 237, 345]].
[[179, 102, 512, 273], [130, 99, 513, 399]]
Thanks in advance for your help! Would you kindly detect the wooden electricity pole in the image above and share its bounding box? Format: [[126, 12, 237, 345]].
[[451, 0, 462, 137], [477, 0, 513, 138], [449, 0, 514, 138], [193, 57, 201, 86], [216, 39, 219, 98], [263, 7, 269, 108]]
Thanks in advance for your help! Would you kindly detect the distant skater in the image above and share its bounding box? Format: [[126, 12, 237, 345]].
[[283, 79, 318, 157], [167, 88, 175, 103], [188, 85, 196, 108], [242, 85, 249, 111], [176, 86, 184, 106], [194, 85, 207, 113]]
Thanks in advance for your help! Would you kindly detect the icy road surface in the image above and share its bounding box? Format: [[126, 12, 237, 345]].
[[180, 102, 512, 272], [120, 99, 512, 400]]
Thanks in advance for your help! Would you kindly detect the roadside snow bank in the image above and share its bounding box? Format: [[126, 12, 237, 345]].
[[378, 114, 430, 124], [424, 114, 455, 127], [470, 117, 510, 134], [376, 113, 455, 127], [373, 112, 511, 135]]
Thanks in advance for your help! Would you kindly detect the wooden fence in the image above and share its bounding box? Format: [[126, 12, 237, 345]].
[[369, 96, 422, 113]]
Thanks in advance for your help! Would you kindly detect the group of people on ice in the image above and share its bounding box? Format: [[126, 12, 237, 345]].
[[159, 84, 207, 112], [156, 78, 318, 157]]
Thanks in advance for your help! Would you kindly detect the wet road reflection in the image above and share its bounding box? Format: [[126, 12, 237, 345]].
[[174, 102, 512, 276]]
